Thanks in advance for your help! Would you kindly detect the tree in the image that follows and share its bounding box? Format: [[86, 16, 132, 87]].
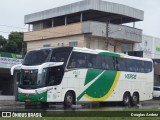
[[0, 35, 7, 51], [4, 32, 26, 54], [4, 41, 17, 53]]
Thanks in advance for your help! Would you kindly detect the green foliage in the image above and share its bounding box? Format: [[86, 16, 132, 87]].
[[4, 40, 18, 53], [0, 32, 26, 54], [0, 35, 7, 51]]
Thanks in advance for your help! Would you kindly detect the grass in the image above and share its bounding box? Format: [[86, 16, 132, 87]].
[[0, 117, 160, 120]]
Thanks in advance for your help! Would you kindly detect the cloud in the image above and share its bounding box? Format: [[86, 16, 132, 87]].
[[0, 0, 159, 38]]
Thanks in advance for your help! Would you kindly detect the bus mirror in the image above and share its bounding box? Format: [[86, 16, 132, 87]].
[[11, 64, 22, 75]]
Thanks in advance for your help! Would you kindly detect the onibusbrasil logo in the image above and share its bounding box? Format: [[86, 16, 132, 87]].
[[1, 112, 42, 118]]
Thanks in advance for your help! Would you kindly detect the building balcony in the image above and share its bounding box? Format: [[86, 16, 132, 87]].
[[82, 21, 142, 43], [24, 21, 142, 43]]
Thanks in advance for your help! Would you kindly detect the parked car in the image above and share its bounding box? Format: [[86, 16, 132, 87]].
[[153, 86, 160, 98]]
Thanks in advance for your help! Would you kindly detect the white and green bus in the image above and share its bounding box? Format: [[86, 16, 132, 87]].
[[11, 47, 153, 107]]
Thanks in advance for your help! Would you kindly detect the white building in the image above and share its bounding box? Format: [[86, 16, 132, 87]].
[[134, 35, 160, 59], [134, 35, 160, 86]]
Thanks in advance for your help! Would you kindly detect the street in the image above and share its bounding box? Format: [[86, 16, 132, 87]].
[[0, 99, 159, 112]]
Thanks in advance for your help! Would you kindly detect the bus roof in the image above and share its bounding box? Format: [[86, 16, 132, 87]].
[[30, 47, 152, 62], [73, 47, 152, 62]]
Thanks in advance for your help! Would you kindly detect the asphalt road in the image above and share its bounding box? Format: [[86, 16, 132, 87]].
[[0, 99, 159, 112]]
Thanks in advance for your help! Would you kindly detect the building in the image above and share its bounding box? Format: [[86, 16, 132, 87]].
[[134, 35, 160, 59], [134, 35, 160, 86], [24, 0, 144, 52], [0, 52, 22, 100]]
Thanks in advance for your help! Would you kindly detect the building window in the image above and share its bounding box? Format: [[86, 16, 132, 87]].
[[93, 40, 99, 49], [69, 42, 78, 47], [58, 43, 64, 46], [43, 19, 52, 29], [43, 44, 51, 47]]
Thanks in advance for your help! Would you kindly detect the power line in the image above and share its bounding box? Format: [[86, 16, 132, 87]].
[[0, 24, 28, 30], [0, 22, 123, 40], [0, 29, 146, 53], [2, 24, 158, 55]]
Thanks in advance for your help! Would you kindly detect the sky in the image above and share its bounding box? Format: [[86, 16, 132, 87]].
[[0, 0, 160, 39]]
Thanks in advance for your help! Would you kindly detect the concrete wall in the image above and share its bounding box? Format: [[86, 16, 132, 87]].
[[24, 23, 82, 41], [82, 21, 142, 43], [85, 36, 122, 52], [25, 21, 142, 45], [27, 34, 86, 51], [89, 37, 105, 50], [25, 0, 144, 24], [27, 33, 123, 53]]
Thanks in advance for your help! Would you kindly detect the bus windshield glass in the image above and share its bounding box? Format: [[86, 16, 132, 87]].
[[23, 49, 51, 65], [20, 69, 38, 86]]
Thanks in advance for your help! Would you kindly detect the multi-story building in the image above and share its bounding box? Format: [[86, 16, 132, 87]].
[[134, 35, 160, 59], [24, 0, 144, 52], [134, 35, 160, 86]]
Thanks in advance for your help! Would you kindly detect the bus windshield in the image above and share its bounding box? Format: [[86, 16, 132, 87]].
[[20, 69, 38, 86], [19, 69, 46, 89], [19, 47, 73, 89], [23, 49, 51, 66]]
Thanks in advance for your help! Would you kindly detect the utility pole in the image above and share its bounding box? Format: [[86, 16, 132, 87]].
[[106, 19, 110, 50]]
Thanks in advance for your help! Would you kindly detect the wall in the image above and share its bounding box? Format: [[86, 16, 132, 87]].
[[154, 37, 160, 59], [82, 21, 142, 43], [27, 34, 86, 51], [24, 23, 82, 41], [86, 37, 122, 52], [134, 35, 160, 59]]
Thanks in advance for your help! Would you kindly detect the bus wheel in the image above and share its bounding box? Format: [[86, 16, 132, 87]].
[[131, 93, 139, 106], [64, 91, 75, 108], [123, 92, 131, 107]]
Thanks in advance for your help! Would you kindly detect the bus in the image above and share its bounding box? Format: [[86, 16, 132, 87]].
[[11, 47, 153, 107]]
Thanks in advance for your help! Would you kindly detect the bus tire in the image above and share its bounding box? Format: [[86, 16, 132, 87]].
[[64, 91, 75, 108], [123, 92, 131, 107], [131, 92, 139, 106]]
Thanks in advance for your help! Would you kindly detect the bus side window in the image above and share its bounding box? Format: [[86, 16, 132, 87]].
[[99, 56, 114, 70], [127, 59, 141, 72], [116, 58, 126, 71], [87, 54, 97, 68], [135, 60, 145, 73], [67, 52, 87, 69], [95, 55, 102, 69], [76, 53, 87, 68], [46, 66, 64, 86], [144, 61, 152, 73], [68, 52, 76, 69], [50, 48, 72, 67]]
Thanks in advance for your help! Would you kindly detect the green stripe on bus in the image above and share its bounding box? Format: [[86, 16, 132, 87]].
[[84, 69, 103, 85], [99, 52, 120, 57]]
